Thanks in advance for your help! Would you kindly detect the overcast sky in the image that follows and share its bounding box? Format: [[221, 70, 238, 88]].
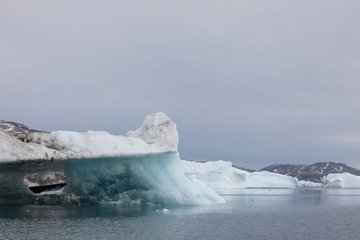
[[1, 1, 360, 169]]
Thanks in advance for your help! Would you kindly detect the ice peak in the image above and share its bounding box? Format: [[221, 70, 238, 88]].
[[141, 112, 171, 131], [127, 112, 178, 152]]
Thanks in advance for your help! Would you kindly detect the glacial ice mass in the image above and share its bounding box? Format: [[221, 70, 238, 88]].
[[0, 113, 224, 205]]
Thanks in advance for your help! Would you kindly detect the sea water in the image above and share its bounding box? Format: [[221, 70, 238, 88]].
[[1, 188, 360, 240]]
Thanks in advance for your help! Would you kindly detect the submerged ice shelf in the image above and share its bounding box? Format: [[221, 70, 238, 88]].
[[0, 153, 224, 205]]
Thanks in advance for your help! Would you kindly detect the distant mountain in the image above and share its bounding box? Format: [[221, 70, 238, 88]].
[[261, 162, 360, 183]]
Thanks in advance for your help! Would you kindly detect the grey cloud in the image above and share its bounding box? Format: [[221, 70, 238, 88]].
[[1, 1, 360, 169]]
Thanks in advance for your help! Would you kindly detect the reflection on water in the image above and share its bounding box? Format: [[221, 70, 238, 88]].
[[217, 188, 360, 213], [215, 187, 360, 196], [1, 188, 360, 219], [1, 188, 360, 240], [0, 204, 156, 219]]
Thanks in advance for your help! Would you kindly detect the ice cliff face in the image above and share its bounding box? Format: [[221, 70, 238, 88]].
[[0, 112, 178, 162]]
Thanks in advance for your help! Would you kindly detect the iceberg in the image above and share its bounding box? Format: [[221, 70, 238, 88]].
[[0, 113, 224, 205], [246, 171, 318, 188], [181, 160, 320, 189], [181, 160, 247, 189], [322, 173, 360, 188]]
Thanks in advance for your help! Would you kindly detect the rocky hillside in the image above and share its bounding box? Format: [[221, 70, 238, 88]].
[[261, 162, 360, 183]]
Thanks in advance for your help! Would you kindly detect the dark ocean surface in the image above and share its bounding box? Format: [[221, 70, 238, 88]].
[[1, 188, 360, 240]]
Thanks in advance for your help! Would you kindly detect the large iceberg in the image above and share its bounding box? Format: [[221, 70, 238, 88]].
[[181, 160, 320, 189], [0, 113, 224, 205]]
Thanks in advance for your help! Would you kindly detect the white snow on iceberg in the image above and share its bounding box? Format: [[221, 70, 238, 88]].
[[0, 129, 58, 162], [0, 112, 178, 162]]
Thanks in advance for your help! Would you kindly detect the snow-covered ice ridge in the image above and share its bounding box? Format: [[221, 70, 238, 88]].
[[0, 112, 179, 162]]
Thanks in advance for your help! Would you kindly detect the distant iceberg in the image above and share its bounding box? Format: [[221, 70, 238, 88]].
[[181, 160, 320, 189], [322, 173, 360, 188]]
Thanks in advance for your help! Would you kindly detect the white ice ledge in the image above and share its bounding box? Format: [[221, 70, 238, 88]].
[[0, 112, 179, 162]]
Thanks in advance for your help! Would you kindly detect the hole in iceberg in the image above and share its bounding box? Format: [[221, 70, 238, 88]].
[[29, 183, 67, 194], [24, 172, 67, 195]]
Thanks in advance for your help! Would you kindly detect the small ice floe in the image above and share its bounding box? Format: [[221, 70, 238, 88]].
[[156, 208, 170, 213]]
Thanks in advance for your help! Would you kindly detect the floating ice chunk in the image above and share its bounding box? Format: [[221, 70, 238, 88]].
[[156, 208, 170, 213]]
